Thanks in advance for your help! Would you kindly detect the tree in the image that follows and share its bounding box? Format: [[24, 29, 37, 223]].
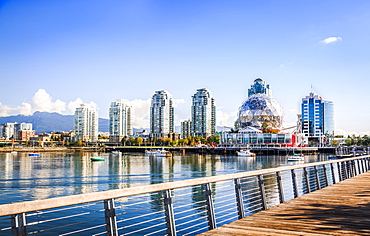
[[121, 136, 128, 146], [165, 138, 172, 146], [330, 140, 340, 147], [128, 137, 135, 146], [135, 137, 143, 146]]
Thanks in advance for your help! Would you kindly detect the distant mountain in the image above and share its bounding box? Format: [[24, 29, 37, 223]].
[[0, 112, 109, 133]]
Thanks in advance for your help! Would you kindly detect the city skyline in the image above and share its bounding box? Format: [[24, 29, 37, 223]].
[[1, 1, 370, 136]]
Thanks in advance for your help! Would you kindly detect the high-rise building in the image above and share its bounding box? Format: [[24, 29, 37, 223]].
[[181, 119, 191, 139], [191, 88, 216, 137], [301, 92, 334, 138], [109, 99, 132, 142], [150, 90, 174, 138], [74, 104, 98, 142]]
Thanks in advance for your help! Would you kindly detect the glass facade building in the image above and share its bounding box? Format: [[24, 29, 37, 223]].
[[191, 88, 216, 137], [238, 78, 283, 130], [301, 93, 334, 137], [109, 99, 132, 142], [74, 104, 98, 142], [150, 90, 174, 137]]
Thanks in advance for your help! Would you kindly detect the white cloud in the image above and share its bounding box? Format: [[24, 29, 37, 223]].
[[127, 99, 151, 128], [0, 89, 99, 117], [216, 109, 237, 128], [31, 89, 67, 113], [0, 102, 13, 116], [320, 36, 342, 45]]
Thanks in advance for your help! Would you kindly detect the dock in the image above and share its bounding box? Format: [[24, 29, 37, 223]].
[[200, 171, 370, 235]]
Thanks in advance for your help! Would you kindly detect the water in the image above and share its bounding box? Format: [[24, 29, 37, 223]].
[[0, 151, 330, 205]]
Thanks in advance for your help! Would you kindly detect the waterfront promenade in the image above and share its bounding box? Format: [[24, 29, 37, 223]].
[[200, 170, 370, 235]]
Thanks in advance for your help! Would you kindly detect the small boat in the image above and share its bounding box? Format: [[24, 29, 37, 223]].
[[28, 152, 40, 157], [146, 149, 172, 157], [287, 155, 304, 161], [111, 150, 120, 155], [237, 149, 256, 157], [11, 151, 17, 154], [91, 157, 105, 161]]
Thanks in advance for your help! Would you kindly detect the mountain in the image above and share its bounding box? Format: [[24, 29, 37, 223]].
[[0, 112, 109, 133]]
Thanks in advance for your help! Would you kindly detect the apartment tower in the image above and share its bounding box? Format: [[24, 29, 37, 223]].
[[150, 90, 174, 138], [74, 104, 98, 142], [109, 99, 132, 142], [191, 88, 216, 137]]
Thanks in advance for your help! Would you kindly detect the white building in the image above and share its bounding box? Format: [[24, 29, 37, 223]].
[[150, 90, 174, 138], [0, 123, 33, 140], [74, 104, 98, 142], [191, 88, 216, 137], [109, 99, 132, 142]]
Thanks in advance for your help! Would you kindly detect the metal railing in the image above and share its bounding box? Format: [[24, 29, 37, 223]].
[[1, 155, 369, 236]]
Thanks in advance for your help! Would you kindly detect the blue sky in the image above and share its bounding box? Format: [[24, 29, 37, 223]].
[[1, 0, 370, 135]]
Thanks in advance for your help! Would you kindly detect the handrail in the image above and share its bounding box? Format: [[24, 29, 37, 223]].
[[1, 155, 369, 217]]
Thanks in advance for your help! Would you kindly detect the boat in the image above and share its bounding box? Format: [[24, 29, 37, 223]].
[[146, 149, 172, 157], [287, 155, 304, 161], [237, 149, 256, 157], [11, 151, 17, 154], [91, 157, 105, 161], [111, 150, 120, 155], [28, 152, 40, 157]]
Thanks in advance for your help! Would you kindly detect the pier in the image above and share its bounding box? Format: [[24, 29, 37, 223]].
[[1, 155, 369, 235], [200, 169, 370, 235]]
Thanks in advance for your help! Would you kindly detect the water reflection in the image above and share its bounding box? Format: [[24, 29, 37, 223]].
[[0, 152, 331, 205]]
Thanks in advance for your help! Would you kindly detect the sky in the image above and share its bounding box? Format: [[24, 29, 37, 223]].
[[1, 0, 370, 136]]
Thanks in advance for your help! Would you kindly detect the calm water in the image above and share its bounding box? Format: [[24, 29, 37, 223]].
[[0, 151, 330, 205]]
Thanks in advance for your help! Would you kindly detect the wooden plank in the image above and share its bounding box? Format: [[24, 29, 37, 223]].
[[199, 171, 370, 235]]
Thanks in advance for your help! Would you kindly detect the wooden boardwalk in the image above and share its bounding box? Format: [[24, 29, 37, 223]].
[[200, 171, 370, 235]]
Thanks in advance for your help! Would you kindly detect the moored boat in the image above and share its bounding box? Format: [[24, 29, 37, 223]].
[[146, 149, 172, 157], [91, 157, 105, 161], [28, 152, 40, 157], [237, 149, 256, 157], [287, 155, 304, 161]]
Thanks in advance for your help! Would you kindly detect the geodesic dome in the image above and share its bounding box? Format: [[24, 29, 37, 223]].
[[238, 94, 284, 129]]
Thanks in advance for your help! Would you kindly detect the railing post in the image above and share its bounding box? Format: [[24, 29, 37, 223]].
[[257, 175, 267, 210], [314, 166, 321, 190], [322, 165, 329, 187], [353, 160, 356, 176], [347, 161, 352, 178], [234, 178, 245, 219], [337, 162, 342, 181], [11, 213, 26, 236], [276, 172, 285, 203], [203, 183, 216, 230], [163, 189, 177, 236], [291, 169, 298, 198], [303, 167, 310, 193], [104, 199, 118, 236], [330, 163, 336, 184], [342, 162, 347, 180], [361, 158, 365, 173]]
